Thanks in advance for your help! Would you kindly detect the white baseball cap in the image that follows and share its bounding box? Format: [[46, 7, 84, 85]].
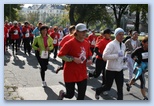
[[13, 21, 18, 24], [75, 23, 88, 31]]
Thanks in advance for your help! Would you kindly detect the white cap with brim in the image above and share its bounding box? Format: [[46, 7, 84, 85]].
[[13, 21, 18, 24], [114, 28, 124, 37], [75, 23, 88, 31]]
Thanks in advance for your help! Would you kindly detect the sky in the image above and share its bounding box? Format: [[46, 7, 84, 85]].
[[23, 4, 33, 8]]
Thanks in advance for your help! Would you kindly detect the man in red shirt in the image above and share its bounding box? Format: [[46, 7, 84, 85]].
[[56, 25, 75, 73], [88, 29, 97, 55], [57, 23, 92, 100], [89, 29, 112, 88], [22, 21, 32, 55], [50, 26, 60, 59], [9, 21, 20, 55]]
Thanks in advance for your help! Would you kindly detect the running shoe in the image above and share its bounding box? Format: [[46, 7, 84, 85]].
[[95, 91, 99, 100], [58, 90, 64, 100], [42, 81, 47, 87], [126, 83, 131, 92], [143, 97, 148, 100], [103, 91, 108, 96]]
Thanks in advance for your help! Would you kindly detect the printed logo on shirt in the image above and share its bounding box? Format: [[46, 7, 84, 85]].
[[53, 35, 58, 44], [14, 30, 18, 35], [79, 47, 86, 63]]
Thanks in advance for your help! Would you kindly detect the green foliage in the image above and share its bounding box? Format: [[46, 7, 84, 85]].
[[4, 4, 22, 22], [68, 4, 111, 26]]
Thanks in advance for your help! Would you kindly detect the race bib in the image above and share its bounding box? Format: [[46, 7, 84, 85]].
[[14, 30, 18, 35], [40, 51, 48, 59], [142, 52, 148, 59], [25, 33, 30, 37], [91, 40, 96, 45], [53, 39, 57, 44]]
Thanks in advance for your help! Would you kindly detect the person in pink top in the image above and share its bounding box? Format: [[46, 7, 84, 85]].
[[57, 23, 92, 100]]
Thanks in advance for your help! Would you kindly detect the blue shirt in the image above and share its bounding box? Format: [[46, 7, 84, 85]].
[[32, 27, 40, 37]]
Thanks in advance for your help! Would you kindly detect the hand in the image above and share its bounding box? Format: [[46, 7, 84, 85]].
[[37, 48, 40, 51], [73, 57, 82, 64], [46, 47, 49, 51], [86, 60, 92, 66], [123, 57, 127, 62], [118, 51, 124, 57]]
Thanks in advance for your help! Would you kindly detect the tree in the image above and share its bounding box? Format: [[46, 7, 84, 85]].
[[4, 4, 23, 21], [67, 4, 111, 28], [110, 4, 128, 27], [129, 4, 148, 32]]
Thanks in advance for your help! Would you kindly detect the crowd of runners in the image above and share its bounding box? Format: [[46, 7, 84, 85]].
[[4, 20, 148, 100]]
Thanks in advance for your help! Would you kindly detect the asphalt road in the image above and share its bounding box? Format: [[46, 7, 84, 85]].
[[4, 46, 148, 100]]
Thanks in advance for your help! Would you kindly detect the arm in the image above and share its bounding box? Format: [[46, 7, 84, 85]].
[[94, 47, 102, 57], [59, 55, 74, 62], [32, 37, 39, 50], [103, 43, 118, 60]]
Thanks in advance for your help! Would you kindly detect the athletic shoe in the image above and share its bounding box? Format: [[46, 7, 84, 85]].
[[58, 90, 64, 100], [88, 72, 93, 78], [42, 81, 47, 87], [126, 83, 131, 92], [143, 97, 148, 100], [56, 66, 63, 74], [103, 91, 108, 96], [95, 93, 99, 100]]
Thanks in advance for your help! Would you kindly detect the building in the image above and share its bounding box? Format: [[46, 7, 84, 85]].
[[20, 4, 68, 24]]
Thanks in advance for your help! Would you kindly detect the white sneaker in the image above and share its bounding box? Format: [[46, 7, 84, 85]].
[[103, 91, 108, 96], [42, 81, 47, 87]]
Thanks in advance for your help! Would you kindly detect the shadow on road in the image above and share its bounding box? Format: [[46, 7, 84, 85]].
[[43, 86, 58, 100]]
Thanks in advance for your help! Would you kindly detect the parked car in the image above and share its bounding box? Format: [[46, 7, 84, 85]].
[[139, 32, 146, 36]]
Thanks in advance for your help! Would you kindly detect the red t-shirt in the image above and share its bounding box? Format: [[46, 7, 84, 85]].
[[96, 35, 104, 44], [48, 29, 54, 35], [95, 38, 111, 59], [9, 26, 20, 40], [88, 34, 97, 48], [22, 26, 31, 38], [59, 34, 74, 47], [58, 38, 92, 82], [4, 26, 8, 44], [50, 32, 60, 46]]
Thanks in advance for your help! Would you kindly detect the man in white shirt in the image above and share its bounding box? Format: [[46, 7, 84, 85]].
[[95, 28, 126, 100]]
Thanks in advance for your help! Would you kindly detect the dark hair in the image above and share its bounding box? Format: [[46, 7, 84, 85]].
[[142, 36, 148, 43], [69, 25, 75, 32], [129, 29, 133, 35], [24, 21, 29, 25], [40, 25, 49, 31]]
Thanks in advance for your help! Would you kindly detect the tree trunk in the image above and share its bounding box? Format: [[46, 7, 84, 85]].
[[69, 5, 76, 25], [135, 10, 140, 32]]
